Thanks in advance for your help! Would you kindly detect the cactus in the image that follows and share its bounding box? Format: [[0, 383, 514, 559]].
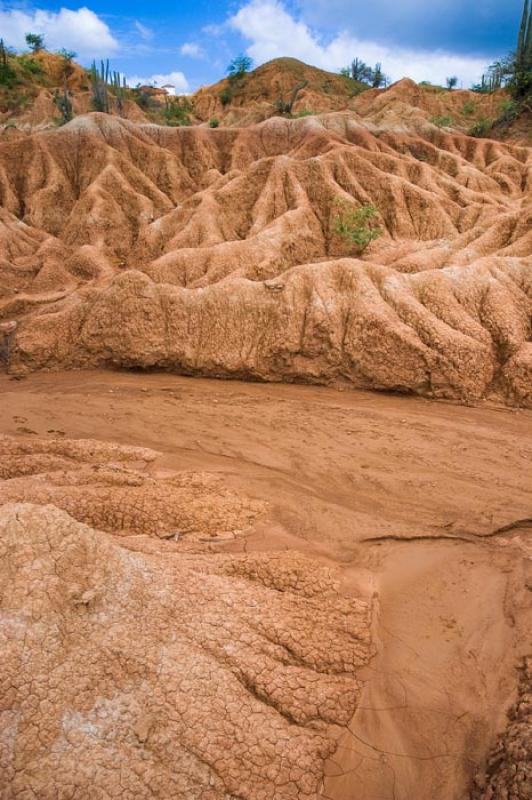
[[514, 0, 531, 98], [89, 60, 128, 115], [90, 59, 110, 113], [274, 80, 309, 115], [111, 71, 127, 116], [53, 82, 73, 124]]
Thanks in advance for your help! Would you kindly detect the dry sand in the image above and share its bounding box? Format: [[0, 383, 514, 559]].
[[0, 370, 530, 799]]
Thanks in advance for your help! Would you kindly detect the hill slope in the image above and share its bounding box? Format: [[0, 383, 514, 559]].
[[0, 110, 530, 405]]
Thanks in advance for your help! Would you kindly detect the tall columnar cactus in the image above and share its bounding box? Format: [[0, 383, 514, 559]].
[[53, 83, 73, 124], [90, 59, 110, 113], [514, 0, 531, 98], [112, 71, 125, 115]]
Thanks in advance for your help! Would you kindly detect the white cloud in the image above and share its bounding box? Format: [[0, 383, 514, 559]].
[[180, 42, 205, 58], [127, 70, 190, 93], [134, 21, 154, 42], [0, 6, 119, 58], [229, 0, 487, 87]]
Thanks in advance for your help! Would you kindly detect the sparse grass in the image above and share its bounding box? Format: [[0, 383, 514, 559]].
[[333, 200, 383, 253], [291, 109, 314, 118], [429, 115, 454, 128], [18, 55, 45, 78], [461, 100, 476, 116]]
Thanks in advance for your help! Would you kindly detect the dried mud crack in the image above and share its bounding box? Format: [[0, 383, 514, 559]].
[[1, 76, 531, 800], [0, 374, 530, 799]]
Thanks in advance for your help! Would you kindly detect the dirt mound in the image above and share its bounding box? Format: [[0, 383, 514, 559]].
[[194, 57, 367, 125], [0, 110, 530, 404], [0, 432, 374, 799], [194, 62, 518, 136]]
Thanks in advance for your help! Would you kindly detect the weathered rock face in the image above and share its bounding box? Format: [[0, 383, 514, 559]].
[[0, 435, 374, 799], [471, 658, 532, 800], [0, 111, 531, 404]]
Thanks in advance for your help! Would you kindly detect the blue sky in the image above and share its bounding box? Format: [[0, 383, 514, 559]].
[[0, 0, 525, 90]]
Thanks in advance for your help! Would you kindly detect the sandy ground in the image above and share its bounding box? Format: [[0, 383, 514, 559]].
[[0, 370, 530, 800]]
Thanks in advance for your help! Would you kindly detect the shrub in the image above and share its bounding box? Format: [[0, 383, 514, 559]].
[[333, 200, 383, 253], [498, 98, 520, 121], [18, 55, 44, 77], [446, 76, 458, 90], [209, 117, 219, 128], [219, 85, 233, 105], [163, 96, 192, 126], [461, 100, 476, 116], [429, 115, 454, 128], [468, 117, 493, 137]]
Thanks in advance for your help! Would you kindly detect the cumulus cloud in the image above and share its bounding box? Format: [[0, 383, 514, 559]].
[[126, 70, 190, 93], [229, 0, 488, 86], [0, 6, 119, 57], [180, 42, 205, 58]]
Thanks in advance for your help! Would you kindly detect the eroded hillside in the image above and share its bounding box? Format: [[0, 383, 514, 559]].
[[0, 104, 530, 404]]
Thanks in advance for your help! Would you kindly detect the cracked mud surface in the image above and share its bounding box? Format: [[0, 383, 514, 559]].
[[0, 371, 531, 799]]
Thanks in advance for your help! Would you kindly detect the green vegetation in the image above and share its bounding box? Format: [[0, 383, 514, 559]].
[[340, 58, 389, 88], [461, 100, 476, 116], [472, 0, 531, 101], [227, 55, 253, 79], [0, 40, 16, 87], [429, 115, 454, 128], [446, 76, 458, 90], [25, 33, 45, 53], [333, 200, 383, 253], [163, 96, 192, 126], [219, 85, 233, 105], [90, 60, 110, 112], [18, 54, 44, 77], [468, 118, 494, 137], [498, 98, 520, 121], [219, 54, 254, 106], [208, 116, 220, 128], [53, 86, 73, 125], [89, 60, 128, 116]]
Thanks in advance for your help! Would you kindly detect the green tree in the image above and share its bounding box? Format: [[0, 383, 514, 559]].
[[227, 55, 253, 79], [25, 33, 45, 52], [446, 76, 458, 90]]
